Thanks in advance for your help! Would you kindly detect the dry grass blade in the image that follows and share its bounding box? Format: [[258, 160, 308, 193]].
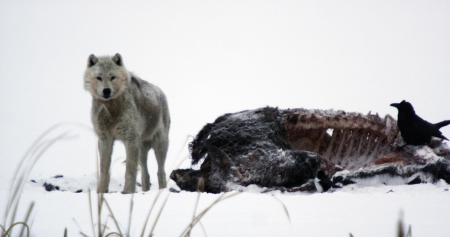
[[179, 193, 225, 237], [186, 179, 204, 237], [169, 135, 191, 169], [406, 226, 412, 237], [104, 199, 123, 237], [3, 222, 29, 237], [86, 190, 118, 237], [5, 122, 91, 222], [185, 191, 201, 237], [7, 123, 67, 198], [140, 190, 163, 237], [2, 124, 77, 237], [396, 211, 412, 237], [18, 202, 35, 237], [197, 221, 207, 237], [73, 218, 89, 237], [5, 132, 74, 229], [8, 195, 22, 235], [98, 192, 105, 237], [0, 226, 7, 236], [88, 190, 96, 237], [179, 192, 241, 237], [148, 192, 171, 237], [26, 218, 35, 236], [271, 196, 291, 223], [79, 232, 89, 237], [173, 155, 189, 171], [101, 216, 111, 236], [105, 232, 122, 237], [126, 194, 134, 237], [168, 135, 191, 182], [397, 217, 404, 237]]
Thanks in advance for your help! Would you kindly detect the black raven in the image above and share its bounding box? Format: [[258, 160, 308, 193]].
[[390, 100, 450, 146]]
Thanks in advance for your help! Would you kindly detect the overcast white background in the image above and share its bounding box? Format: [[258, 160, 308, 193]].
[[0, 1, 450, 236]]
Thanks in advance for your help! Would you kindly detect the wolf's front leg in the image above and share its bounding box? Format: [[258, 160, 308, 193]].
[[122, 140, 140, 194], [98, 138, 114, 193]]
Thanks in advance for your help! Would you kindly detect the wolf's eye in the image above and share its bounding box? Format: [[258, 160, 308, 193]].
[[111, 76, 116, 81], [96, 76, 102, 81]]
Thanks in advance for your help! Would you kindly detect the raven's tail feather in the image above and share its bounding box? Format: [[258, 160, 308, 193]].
[[437, 135, 449, 141], [434, 120, 450, 129]]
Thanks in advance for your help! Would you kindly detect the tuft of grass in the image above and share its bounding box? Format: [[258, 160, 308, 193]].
[[74, 134, 190, 237], [396, 211, 412, 237], [1, 127, 242, 237], [79, 188, 172, 237], [104, 198, 124, 237], [349, 211, 412, 237], [148, 193, 171, 237], [126, 194, 134, 237], [179, 191, 241, 237], [77, 134, 244, 237], [1, 222, 29, 237], [139, 190, 163, 237], [1, 123, 80, 237]]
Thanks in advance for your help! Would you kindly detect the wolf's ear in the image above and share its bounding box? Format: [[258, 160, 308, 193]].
[[112, 53, 123, 66], [88, 54, 98, 67]]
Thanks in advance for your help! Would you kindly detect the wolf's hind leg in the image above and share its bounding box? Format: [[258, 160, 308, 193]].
[[139, 141, 152, 191], [154, 137, 168, 189]]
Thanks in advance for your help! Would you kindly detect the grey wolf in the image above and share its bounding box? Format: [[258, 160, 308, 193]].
[[84, 53, 170, 193], [391, 100, 449, 146]]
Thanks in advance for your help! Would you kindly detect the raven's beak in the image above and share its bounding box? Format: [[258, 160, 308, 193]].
[[390, 103, 399, 108]]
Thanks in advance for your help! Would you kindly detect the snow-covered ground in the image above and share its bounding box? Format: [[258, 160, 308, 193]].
[[1, 1, 450, 236], [5, 165, 450, 236]]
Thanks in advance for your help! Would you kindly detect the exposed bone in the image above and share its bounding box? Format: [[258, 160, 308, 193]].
[[284, 108, 398, 170]]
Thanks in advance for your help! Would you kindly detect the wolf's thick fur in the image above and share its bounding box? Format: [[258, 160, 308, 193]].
[[84, 53, 170, 193]]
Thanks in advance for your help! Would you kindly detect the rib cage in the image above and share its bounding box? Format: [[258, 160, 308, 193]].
[[283, 109, 399, 170]]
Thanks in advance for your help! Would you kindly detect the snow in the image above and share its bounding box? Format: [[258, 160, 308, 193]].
[[3, 179, 450, 236], [1, 1, 450, 236], [414, 147, 441, 163]]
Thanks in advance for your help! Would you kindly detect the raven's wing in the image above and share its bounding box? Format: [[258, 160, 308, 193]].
[[412, 116, 441, 138], [414, 116, 450, 141]]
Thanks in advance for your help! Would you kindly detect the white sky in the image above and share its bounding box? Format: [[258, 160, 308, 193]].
[[1, 1, 450, 181]]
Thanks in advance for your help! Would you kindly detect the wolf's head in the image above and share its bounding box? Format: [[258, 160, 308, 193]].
[[83, 53, 131, 100]]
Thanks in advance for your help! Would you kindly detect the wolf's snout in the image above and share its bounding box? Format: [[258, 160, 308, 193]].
[[103, 88, 111, 98]]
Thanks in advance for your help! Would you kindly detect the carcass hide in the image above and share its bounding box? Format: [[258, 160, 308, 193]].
[[170, 107, 450, 193]]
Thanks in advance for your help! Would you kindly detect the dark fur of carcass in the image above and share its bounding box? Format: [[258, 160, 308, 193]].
[[171, 107, 330, 193]]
